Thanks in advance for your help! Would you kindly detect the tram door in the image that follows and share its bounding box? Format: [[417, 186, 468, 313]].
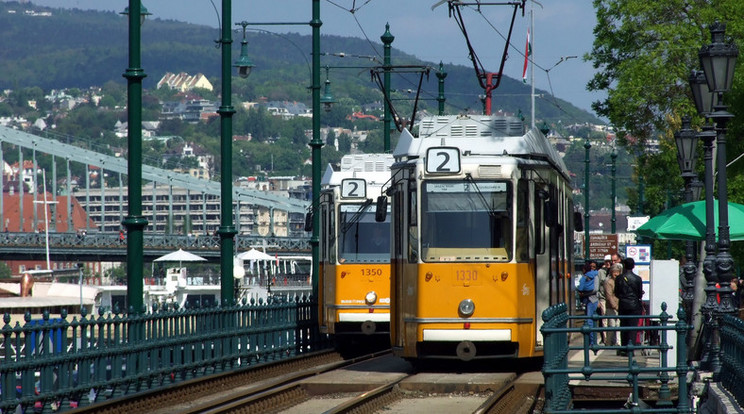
[[534, 184, 550, 347], [390, 177, 407, 350]]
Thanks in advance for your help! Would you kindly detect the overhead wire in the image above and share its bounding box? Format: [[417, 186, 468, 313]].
[[322, 0, 470, 113], [323, 0, 582, 118], [465, 4, 573, 115]]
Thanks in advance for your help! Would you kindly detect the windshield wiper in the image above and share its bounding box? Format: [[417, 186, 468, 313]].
[[465, 174, 500, 218], [341, 198, 374, 233]]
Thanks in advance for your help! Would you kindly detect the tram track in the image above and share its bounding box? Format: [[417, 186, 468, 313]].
[[74, 350, 384, 414], [74, 348, 545, 414], [181, 352, 399, 414], [183, 364, 545, 414]]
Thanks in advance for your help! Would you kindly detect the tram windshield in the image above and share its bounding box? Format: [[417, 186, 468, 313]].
[[421, 181, 512, 262], [338, 203, 391, 263]]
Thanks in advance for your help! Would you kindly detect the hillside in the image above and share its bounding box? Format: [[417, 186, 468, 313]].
[[0, 1, 601, 124]]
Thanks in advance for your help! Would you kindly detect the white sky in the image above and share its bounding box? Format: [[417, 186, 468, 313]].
[[30, 0, 605, 114]]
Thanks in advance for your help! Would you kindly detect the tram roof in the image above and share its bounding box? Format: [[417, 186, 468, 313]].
[[321, 153, 393, 188], [394, 115, 570, 179]]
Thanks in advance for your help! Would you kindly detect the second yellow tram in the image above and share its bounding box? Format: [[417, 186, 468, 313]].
[[318, 154, 393, 347]]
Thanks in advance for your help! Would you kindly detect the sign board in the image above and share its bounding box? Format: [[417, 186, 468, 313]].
[[625, 244, 652, 264], [588, 234, 618, 259], [649, 259, 680, 367], [627, 216, 650, 232]]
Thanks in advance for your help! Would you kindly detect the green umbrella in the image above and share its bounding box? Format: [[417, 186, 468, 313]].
[[636, 200, 744, 241]]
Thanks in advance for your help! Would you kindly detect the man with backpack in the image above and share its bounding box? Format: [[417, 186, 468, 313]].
[[577, 261, 599, 345]]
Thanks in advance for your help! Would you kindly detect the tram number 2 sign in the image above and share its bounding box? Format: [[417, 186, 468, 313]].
[[426, 147, 461, 174], [341, 178, 367, 199]]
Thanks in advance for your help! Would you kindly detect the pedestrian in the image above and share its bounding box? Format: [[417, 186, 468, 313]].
[[614, 257, 643, 353], [119, 229, 125, 244], [603, 263, 622, 347], [596, 254, 612, 344], [577, 261, 599, 345]]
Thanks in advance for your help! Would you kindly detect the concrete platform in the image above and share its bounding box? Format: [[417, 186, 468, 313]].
[[399, 372, 516, 393], [299, 354, 412, 394], [382, 395, 490, 413]]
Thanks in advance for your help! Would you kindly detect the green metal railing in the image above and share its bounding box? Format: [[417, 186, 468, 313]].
[[541, 302, 693, 413], [719, 314, 744, 408], [0, 295, 330, 413]]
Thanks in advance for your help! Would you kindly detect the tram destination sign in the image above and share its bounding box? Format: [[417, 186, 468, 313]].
[[588, 234, 618, 259]]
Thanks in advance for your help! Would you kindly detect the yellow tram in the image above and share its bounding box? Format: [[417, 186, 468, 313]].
[[381, 115, 576, 361], [318, 154, 393, 346]]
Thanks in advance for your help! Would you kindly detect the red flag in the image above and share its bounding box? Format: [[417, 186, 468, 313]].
[[522, 28, 531, 83]]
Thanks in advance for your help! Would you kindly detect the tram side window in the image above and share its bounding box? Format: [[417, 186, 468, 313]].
[[535, 189, 545, 255], [408, 181, 418, 263], [516, 179, 529, 262], [329, 207, 337, 264], [320, 204, 327, 262]]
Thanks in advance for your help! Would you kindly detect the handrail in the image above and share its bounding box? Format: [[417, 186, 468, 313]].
[[541, 302, 693, 413], [0, 296, 331, 413]]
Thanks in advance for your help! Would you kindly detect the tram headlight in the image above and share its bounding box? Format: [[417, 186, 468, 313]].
[[365, 291, 378, 305], [458, 299, 475, 317]]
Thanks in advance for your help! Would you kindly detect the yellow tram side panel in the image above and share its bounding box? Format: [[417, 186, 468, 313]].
[[400, 262, 538, 358], [322, 262, 390, 334]]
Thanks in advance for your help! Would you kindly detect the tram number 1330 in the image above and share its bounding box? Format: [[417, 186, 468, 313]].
[[454, 269, 480, 286]]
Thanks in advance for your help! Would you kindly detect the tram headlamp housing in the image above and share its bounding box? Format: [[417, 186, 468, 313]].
[[458, 299, 475, 317], [365, 291, 378, 305]]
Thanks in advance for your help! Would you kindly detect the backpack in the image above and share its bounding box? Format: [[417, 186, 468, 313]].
[[577, 271, 597, 298]]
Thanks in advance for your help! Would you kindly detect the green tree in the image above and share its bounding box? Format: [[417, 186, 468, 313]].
[[325, 129, 336, 147], [588, 1, 744, 148], [587, 0, 744, 211], [337, 133, 352, 154], [0, 262, 11, 279]]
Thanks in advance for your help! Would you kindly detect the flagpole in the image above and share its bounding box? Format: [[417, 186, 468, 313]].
[[530, 7, 535, 129]]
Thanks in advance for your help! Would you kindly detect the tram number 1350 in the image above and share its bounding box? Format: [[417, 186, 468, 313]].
[[360, 268, 383, 277]]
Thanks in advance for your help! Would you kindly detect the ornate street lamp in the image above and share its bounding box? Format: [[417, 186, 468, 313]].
[[688, 70, 718, 355], [232, 1, 324, 307], [234, 22, 255, 79], [700, 21, 738, 324], [693, 20, 738, 378], [320, 67, 336, 112], [674, 117, 698, 318], [689, 70, 716, 116], [611, 149, 617, 234], [121, 3, 151, 26]]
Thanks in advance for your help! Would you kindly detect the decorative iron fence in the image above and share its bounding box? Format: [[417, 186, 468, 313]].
[[719, 314, 744, 408], [0, 232, 311, 252], [0, 295, 329, 413], [541, 302, 693, 413]]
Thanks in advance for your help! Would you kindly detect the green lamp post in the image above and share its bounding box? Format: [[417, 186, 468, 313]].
[[216, 0, 239, 305], [122, 1, 149, 315], [584, 139, 591, 260], [381, 24, 394, 152], [436, 61, 447, 116], [230, 0, 323, 309], [611, 149, 617, 234], [310, 0, 322, 305]]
